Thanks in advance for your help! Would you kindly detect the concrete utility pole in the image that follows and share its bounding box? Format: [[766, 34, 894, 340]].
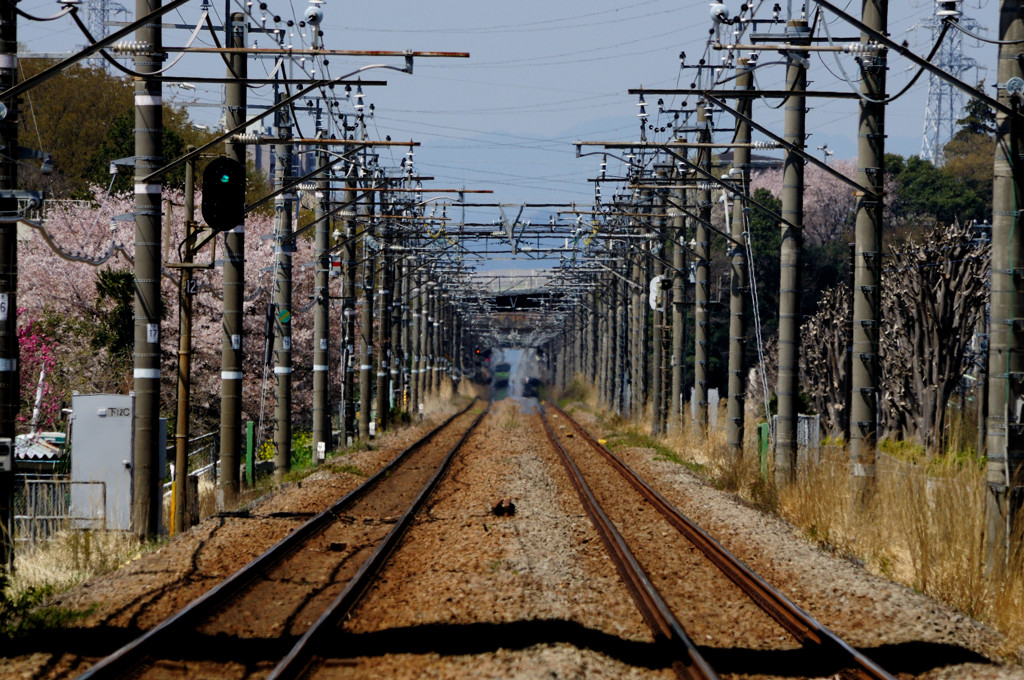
[[419, 281, 430, 402], [375, 223, 392, 431], [727, 61, 753, 459], [131, 0, 163, 537], [311, 141, 330, 463], [630, 209, 645, 416], [389, 255, 403, 415], [219, 12, 246, 504], [775, 20, 810, 486], [358, 169, 375, 441], [409, 271, 421, 414], [617, 266, 629, 413], [599, 275, 611, 404], [0, 0, 17, 573], [670, 159, 687, 433], [986, 0, 1024, 572], [651, 167, 667, 434], [850, 0, 888, 498], [341, 159, 357, 444], [694, 103, 712, 430], [429, 287, 440, 395], [272, 83, 294, 481]]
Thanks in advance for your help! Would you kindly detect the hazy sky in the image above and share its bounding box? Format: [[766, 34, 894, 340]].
[[14, 1, 1000, 224]]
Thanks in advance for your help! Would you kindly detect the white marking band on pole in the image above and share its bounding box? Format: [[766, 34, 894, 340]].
[[313, 365, 329, 371], [134, 368, 160, 379], [0, 55, 17, 69], [135, 94, 162, 106], [274, 367, 293, 374], [221, 371, 243, 380], [359, 365, 372, 371], [135, 183, 162, 194], [0, 358, 14, 371]]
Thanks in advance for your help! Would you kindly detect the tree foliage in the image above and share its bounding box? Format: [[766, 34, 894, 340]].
[[943, 93, 996, 212], [91, 269, 136, 361], [17, 60, 206, 198], [886, 154, 986, 227], [18, 187, 327, 437]]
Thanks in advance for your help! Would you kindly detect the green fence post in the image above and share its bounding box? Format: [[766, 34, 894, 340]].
[[245, 420, 254, 487], [757, 422, 770, 479]]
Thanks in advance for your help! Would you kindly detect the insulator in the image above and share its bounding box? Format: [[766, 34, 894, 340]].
[[111, 40, 152, 55], [751, 140, 781, 149], [844, 41, 883, 54], [231, 132, 263, 144]]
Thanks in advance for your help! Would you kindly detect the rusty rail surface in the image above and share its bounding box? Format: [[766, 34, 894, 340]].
[[546, 402, 895, 680], [539, 407, 719, 680], [77, 399, 484, 680], [267, 401, 491, 679]]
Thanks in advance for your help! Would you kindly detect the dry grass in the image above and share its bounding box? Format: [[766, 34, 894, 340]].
[[9, 529, 144, 595], [778, 446, 1024, 661]]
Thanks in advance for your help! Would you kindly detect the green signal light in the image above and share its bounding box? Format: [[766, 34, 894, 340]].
[[219, 174, 231, 183]]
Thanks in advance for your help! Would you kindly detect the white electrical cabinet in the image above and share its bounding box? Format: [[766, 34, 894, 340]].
[[69, 394, 165, 532]]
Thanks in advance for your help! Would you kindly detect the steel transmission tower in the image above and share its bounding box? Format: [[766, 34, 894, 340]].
[[920, 1, 980, 165], [85, 0, 128, 67]]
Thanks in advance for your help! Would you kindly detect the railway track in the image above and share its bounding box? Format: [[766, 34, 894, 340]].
[[540, 402, 896, 680], [76, 399, 489, 680]]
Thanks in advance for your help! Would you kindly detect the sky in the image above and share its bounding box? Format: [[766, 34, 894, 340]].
[[13, 0, 1002, 265]]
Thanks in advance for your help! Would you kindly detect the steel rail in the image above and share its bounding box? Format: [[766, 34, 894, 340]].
[[268, 401, 492, 679], [547, 402, 896, 680], [538, 407, 718, 680], [75, 398, 481, 680]]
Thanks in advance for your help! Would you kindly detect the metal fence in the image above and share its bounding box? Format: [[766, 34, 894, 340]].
[[162, 431, 220, 496], [13, 475, 106, 545]]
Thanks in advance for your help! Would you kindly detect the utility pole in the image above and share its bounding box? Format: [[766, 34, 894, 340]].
[[311, 141, 330, 463], [694, 103, 712, 430], [419, 281, 430, 402], [341, 157, 357, 444], [219, 12, 246, 503], [630, 209, 645, 416], [358, 168, 375, 441], [651, 167, 667, 434], [727, 61, 753, 460], [409, 270, 421, 414], [428, 285, 439, 396], [850, 0, 887, 498], [986, 0, 1024, 572], [390, 255, 403, 414], [131, 0, 163, 537], [670, 158, 687, 433], [776, 20, 810, 486], [272, 81, 294, 481], [375, 221, 392, 431], [616, 266, 628, 413], [173, 154, 196, 534], [0, 0, 17, 574]]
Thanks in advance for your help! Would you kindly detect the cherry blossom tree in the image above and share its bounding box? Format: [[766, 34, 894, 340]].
[[18, 186, 330, 440]]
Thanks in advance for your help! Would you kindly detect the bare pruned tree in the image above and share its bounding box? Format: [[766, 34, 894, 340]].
[[800, 284, 851, 437], [797, 221, 988, 450], [879, 221, 989, 450]]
